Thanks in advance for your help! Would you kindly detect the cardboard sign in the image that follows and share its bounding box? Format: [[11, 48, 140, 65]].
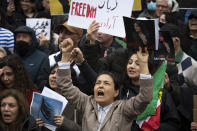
[[26, 18, 51, 40], [50, 0, 70, 15], [68, 0, 134, 38]]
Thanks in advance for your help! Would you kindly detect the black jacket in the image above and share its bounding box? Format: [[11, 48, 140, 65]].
[[37, 51, 96, 94], [14, 26, 48, 84], [168, 83, 197, 131], [0, 115, 40, 131], [119, 82, 180, 131], [81, 35, 124, 73]]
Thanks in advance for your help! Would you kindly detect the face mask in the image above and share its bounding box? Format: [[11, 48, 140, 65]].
[[147, 1, 156, 11], [15, 41, 31, 57]]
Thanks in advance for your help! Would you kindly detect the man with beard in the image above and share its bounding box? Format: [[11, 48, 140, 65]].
[[14, 26, 48, 85]]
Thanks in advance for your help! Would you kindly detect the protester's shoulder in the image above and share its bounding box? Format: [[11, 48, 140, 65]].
[[182, 51, 197, 65], [0, 27, 14, 36], [138, 10, 153, 19], [33, 49, 48, 59]]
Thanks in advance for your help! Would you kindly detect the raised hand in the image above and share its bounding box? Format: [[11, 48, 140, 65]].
[[86, 20, 100, 44], [191, 122, 197, 131], [38, 33, 49, 48], [60, 38, 74, 62], [70, 48, 85, 65], [54, 115, 64, 126], [137, 47, 150, 75]]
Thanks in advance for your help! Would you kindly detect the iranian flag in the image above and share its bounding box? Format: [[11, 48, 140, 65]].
[[136, 62, 167, 131], [137, 99, 161, 131]]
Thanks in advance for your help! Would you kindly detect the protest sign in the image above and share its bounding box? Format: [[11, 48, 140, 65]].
[[30, 92, 63, 131], [123, 17, 158, 50], [68, 0, 134, 38], [41, 87, 68, 115], [123, 17, 175, 62], [26, 18, 51, 40]]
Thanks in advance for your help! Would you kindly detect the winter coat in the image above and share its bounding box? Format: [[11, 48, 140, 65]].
[[168, 82, 197, 131], [57, 68, 153, 131], [175, 49, 197, 87], [14, 26, 48, 85], [119, 82, 180, 131]]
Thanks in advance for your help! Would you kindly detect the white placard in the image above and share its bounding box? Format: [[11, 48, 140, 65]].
[[41, 87, 68, 131], [41, 87, 68, 115], [26, 18, 51, 40], [30, 92, 63, 131], [68, 0, 134, 38]]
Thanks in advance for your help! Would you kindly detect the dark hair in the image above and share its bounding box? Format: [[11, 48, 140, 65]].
[[96, 71, 119, 91], [164, 12, 179, 25], [0, 55, 36, 95], [0, 89, 28, 131], [123, 50, 155, 88], [46, 63, 58, 88], [181, 18, 194, 53]]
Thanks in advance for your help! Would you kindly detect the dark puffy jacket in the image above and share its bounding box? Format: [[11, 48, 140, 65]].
[[14, 26, 48, 84]]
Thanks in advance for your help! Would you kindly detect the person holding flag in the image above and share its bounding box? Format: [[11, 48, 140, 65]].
[[119, 47, 180, 131]]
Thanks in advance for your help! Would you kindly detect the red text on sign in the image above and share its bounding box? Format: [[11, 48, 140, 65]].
[[71, 2, 97, 18]]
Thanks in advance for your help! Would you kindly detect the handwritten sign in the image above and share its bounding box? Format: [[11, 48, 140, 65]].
[[26, 18, 51, 40], [68, 0, 134, 38]]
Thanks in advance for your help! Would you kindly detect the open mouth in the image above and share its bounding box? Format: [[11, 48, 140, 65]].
[[128, 70, 136, 74], [98, 90, 104, 97], [191, 24, 197, 27], [3, 114, 11, 119], [51, 80, 56, 84]]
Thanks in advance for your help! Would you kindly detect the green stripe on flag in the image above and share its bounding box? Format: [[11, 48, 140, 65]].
[[137, 62, 167, 121]]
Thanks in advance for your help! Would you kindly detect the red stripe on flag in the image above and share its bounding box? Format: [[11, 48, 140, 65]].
[[141, 104, 161, 131]]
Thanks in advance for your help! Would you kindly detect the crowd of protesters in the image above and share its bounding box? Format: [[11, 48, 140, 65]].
[[0, 0, 197, 131]]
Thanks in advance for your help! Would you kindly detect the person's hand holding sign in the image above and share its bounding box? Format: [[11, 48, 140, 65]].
[[86, 20, 100, 44]]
